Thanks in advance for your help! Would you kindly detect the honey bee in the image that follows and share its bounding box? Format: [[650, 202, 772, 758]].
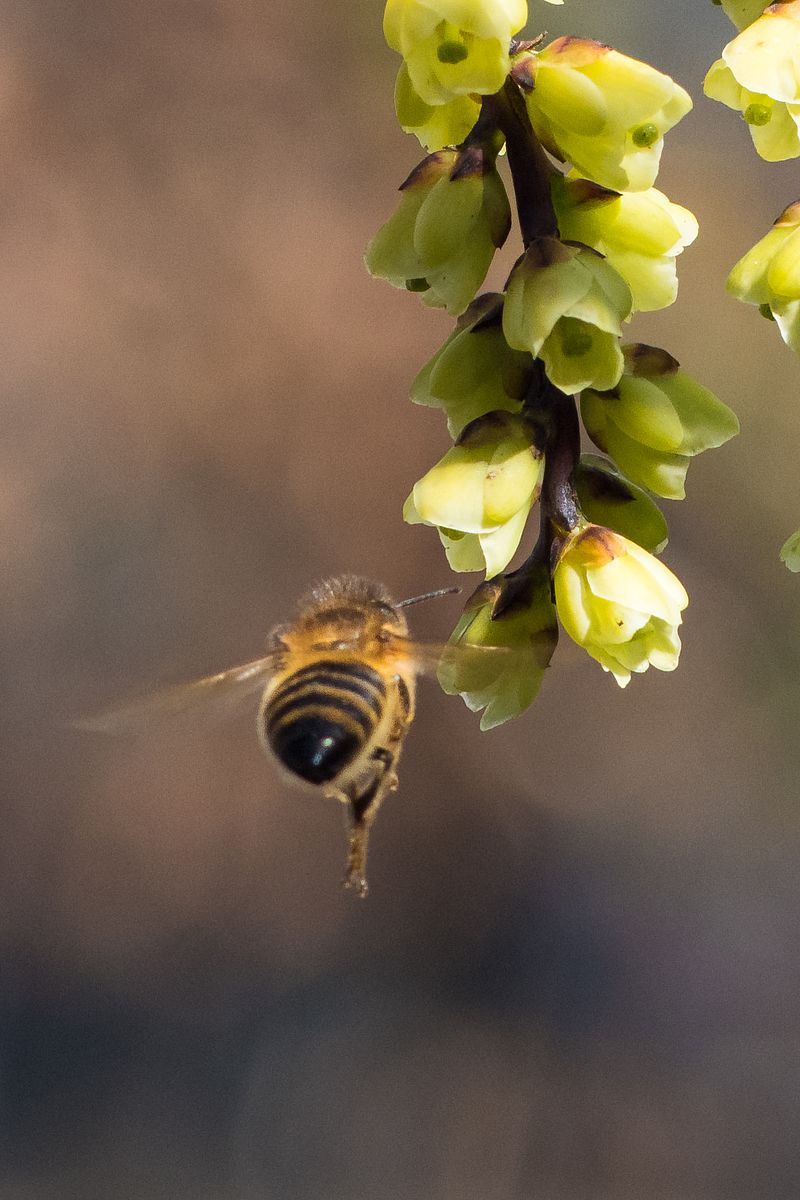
[[79, 576, 506, 896]]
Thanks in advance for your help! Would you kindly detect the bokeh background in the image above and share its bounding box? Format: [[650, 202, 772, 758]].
[[1, 0, 799, 1196]]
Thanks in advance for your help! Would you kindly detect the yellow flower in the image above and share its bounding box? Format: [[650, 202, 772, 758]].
[[554, 522, 688, 687], [552, 176, 698, 313], [517, 37, 692, 192], [403, 411, 544, 578], [727, 200, 800, 351], [383, 0, 527, 108], [704, 1, 800, 161]]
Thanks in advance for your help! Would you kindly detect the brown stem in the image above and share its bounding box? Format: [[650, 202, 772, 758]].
[[495, 366, 581, 614], [483, 79, 559, 244]]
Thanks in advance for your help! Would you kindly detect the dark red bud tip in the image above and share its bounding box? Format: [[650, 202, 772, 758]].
[[523, 236, 576, 270], [399, 150, 457, 191], [510, 57, 535, 91], [775, 199, 800, 226], [450, 144, 489, 180], [546, 35, 611, 60], [562, 178, 620, 206], [623, 343, 680, 377], [463, 292, 504, 332], [456, 409, 523, 445]]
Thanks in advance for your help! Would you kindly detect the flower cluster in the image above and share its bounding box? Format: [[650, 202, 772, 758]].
[[705, 1, 800, 571], [366, 0, 739, 725]]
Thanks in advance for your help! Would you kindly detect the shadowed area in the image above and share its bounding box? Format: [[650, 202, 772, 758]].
[[0, 0, 799, 1197]]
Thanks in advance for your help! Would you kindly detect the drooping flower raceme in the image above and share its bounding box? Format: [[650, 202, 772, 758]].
[[363, 0, 731, 726], [383, 0, 528, 108], [551, 176, 698, 313], [502, 237, 632, 394], [727, 200, 800, 352], [515, 37, 693, 192], [403, 411, 544, 578], [365, 147, 511, 316], [554, 522, 688, 687], [704, 0, 800, 161], [581, 344, 740, 499]]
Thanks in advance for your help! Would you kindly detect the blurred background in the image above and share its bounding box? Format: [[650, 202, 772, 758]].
[[1, 0, 799, 1196]]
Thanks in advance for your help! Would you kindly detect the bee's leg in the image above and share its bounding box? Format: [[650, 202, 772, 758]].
[[340, 747, 398, 898]]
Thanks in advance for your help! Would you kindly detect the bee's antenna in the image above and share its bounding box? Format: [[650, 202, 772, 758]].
[[396, 586, 461, 609]]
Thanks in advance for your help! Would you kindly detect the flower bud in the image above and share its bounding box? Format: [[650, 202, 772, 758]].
[[704, 1, 800, 160], [365, 147, 511, 316], [502, 237, 631, 393], [581, 345, 739, 499], [515, 38, 692, 192], [552, 176, 698, 313], [394, 63, 480, 150], [727, 201, 800, 352], [575, 453, 668, 554], [438, 571, 558, 729], [383, 0, 527, 108], [554, 522, 688, 687], [410, 294, 533, 435], [403, 411, 544, 578]]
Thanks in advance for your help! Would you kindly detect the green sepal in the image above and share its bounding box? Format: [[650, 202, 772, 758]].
[[410, 294, 532, 436], [575, 454, 669, 553]]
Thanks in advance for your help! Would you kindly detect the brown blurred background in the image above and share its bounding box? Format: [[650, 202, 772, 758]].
[[1, 0, 799, 1196]]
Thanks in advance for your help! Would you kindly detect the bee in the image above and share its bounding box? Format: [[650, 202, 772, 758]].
[[79, 575, 506, 896]]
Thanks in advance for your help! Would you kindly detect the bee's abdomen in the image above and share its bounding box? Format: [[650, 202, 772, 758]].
[[264, 660, 385, 785]]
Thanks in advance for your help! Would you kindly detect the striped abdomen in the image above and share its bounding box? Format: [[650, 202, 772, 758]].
[[264, 659, 386, 785]]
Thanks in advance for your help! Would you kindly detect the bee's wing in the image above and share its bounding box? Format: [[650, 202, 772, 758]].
[[387, 637, 513, 681], [73, 653, 278, 735]]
